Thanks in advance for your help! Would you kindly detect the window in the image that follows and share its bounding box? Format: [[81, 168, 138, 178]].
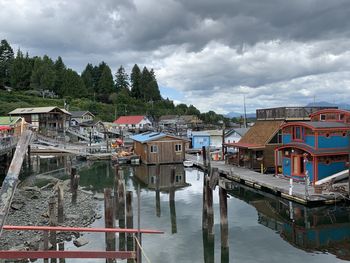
[[175, 144, 182, 152], [32, 114, 39, 122], [320, 114, 326, 121], [150, 145, 158, 153], [293, 126, 303, 141]]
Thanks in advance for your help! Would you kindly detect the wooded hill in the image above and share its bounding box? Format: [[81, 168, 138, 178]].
[[0, 39, 231, 124]]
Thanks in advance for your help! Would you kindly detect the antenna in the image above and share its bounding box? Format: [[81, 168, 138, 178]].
[[243, 95, 247, 128]]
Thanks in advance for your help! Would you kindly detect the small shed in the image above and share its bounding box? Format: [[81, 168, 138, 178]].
[[191, 130, 223, 149], [131, 132, 189, 164]]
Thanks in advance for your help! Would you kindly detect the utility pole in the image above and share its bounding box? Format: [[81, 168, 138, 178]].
[[243, 95, 247, 128]]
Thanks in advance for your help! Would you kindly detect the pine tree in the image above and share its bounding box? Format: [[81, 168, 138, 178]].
[[130, 64, 141, 99], [30, 55, 56, 91], [0, 39, 14, 87], [54, 56, 66, 96], [115, 65, 130, 94], [10, 49, 26, 90], [97, 63, 114, 102], [61, 69, 87, 98], [81, 63, 95, 95]]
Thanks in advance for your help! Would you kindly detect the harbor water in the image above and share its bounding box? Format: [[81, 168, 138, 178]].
[[3, 156, 350, 262]]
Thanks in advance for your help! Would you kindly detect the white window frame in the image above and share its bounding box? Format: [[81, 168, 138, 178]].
[[150, 145, 158, 153]]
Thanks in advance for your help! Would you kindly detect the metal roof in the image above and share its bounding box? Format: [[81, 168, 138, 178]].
[[192, 130, 222, 136], [9, 107, 71, 115], [70, 111, 94, 118], [130, 132, 167, 143], [305, 121, 350, 129], [277, 142, 348, 156], [225, 128, 250, 137]]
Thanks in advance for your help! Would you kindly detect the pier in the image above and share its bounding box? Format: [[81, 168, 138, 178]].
[[186, 154, 345, 206]]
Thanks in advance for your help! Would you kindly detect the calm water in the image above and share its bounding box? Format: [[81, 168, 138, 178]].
[[5, 156, 350, 262]]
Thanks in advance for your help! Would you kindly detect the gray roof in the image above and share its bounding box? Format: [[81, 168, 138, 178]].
[[226, 128, 250, 137], [70, 111, 94, 118], [304, 121, 350, 129], [9, 107, 71, 115]]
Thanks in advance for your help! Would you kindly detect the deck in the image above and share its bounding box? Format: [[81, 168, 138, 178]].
[[186, 154, 345, 206]]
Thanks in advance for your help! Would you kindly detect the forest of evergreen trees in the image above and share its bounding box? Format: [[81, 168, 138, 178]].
[[0, 39, 229, 124]]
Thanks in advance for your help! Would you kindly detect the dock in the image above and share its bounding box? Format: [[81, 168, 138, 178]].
[[186, 154, 345, 206]]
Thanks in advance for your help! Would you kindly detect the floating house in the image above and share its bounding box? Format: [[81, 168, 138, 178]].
[[275, 109, 350, 184], [114, 115, 152, 131], [8, 107, 71, 136], [225, 107, 335, 172], [131, 132, 189, 164]]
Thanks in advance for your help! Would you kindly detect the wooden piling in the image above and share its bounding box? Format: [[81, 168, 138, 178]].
[[43, 230, 49, 263], [71, 173, 80, 205], [202, 146, 207, 167], [70, 168, 76, 192], [169, 168, 177, 234], [155, 164, 161, 217], [49, 196, 57, 263], [219, 187, 229, 249], [104, 188, 116, 256], [57, 184, 64, 224], [202, 173, 208, 230], [206, 175, 214, 237], [0, 130, 33, 235], [118, 170, 126, 251], [58, 242, 65, 263], [126, 191, 134, 256], [114, 165, 120, 220]]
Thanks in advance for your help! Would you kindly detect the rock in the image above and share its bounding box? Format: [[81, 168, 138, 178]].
[[95, 213, 102, 219], [11, 201, 25, 210], [93, 193, 104, 200], [22, 186, 41, 193], [66, 214, 80, 220], [73, 237, 89, 247], [9, 244, 29, 251], [40, 183, 55, 190]]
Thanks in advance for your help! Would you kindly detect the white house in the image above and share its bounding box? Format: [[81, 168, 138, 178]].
[[113, 115, 152, 131]]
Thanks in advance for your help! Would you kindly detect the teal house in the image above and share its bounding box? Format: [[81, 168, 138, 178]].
[[275, 109, 350, 184]]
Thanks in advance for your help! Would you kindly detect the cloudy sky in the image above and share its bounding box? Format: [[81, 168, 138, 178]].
[[1, 0, 350, 114]]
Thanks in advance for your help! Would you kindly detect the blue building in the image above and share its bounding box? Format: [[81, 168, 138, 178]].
[[275, 109, 350, 184]]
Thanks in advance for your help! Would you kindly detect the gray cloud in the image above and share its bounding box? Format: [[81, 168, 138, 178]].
[[1, 0, 350, 113]]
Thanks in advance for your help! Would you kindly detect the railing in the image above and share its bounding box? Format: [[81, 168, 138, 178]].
[[0, 136, 18, 154], [0, 225, 163, 261]]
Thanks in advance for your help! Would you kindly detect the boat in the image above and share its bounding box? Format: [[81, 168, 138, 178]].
[[183, 160, 194, 167]]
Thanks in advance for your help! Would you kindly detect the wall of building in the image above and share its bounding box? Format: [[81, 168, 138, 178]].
[[192, 135, 210, 149], [317, 161, 347, 181], [318, 135, 348, 149]]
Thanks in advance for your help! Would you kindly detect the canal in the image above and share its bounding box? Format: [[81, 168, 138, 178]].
[[3, 156, 350, 262]]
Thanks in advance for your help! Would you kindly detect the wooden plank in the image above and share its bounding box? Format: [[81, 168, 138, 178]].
[[0, 130, 33, 236]]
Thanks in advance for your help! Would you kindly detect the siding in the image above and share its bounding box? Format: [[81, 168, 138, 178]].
[[192, 135, 210, 149], [317, 161, 347, 181], [318, 135, 348, 149]]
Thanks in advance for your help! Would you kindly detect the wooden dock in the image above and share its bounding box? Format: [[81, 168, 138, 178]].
[[186, 154, 345, 206]]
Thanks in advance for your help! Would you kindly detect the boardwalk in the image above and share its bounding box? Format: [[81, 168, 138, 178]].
[[0, 137, 18, 156], [186, 154, 344, 205]]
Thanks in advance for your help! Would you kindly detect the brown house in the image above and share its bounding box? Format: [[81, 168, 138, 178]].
[[9, 107, 71, 136], [225, 120, 283, 172], [131, 132, 189, 164]]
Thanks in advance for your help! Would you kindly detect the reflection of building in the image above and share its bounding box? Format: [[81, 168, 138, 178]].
[[229, 184, 350, 261], [131, 132, 189, 164], [134, 164, 190, 190]]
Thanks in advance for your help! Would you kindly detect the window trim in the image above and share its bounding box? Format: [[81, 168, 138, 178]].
[[175, 143, 182, 152], [150, 145, 158, 153]]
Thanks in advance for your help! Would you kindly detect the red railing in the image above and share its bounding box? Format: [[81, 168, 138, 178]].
[[0, 225, 163, 260]]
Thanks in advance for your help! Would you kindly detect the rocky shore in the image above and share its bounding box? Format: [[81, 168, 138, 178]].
[[0, 180, 99, 252]]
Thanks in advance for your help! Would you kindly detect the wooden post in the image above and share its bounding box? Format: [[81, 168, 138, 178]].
[[202, 146, 207, 167], [202, 173, 208, 230], [206, 175, 214, 238], [104, 188, 116, 259], [49, 196, 57, 263], [169, 168, 177, 234], [137, 184, 142, 263], [126, 191, 134, 258], [71, 174, 80, 205], [219, 187, 228, 249], [43, 230, 49, 263], [58, 242, 65, 263], [57, 184, 64, 224], [70, 168, 76, 192], [118, 170, 126, 251], [222, 122, 226, 160], [155, 164, 161, 217], [114, 165, 120, 220], [0, 130, 32, 235]]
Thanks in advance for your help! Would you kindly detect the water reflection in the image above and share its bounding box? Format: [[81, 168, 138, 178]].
[[229, 184, 350, 261]]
